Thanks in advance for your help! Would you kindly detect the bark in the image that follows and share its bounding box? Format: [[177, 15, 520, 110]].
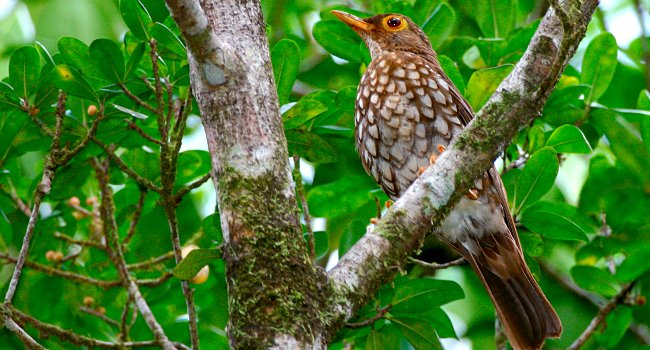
[[165, 0, 331, 348], [167, 0, 599, 348]]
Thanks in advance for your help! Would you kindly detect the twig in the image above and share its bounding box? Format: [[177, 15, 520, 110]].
[[54, 231, 105, 249], [292, 155, 315, 260], [125, 119, 164, 146], [409, 257, 466, 270], [4, 316, 45, 350], [568, 281, 638, 350], [119, 82, 157, 114], [0, 252, 172, 289], [91, 137, 161, 192], [79, 306, 120, 327], [7, 304, 189, 349], [119, 296, 133, 341], [92, 158, 176, 350], [6, 179, 31, 216], [174, 173, 211, 204], [346, 304, 392, 329], [149, 39, 168, 142], [3, 93, 66, 305], [123, 190, 147, 246], [127, 251, 175, 270]]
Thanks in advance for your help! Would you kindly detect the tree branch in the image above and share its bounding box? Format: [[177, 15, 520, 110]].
[[327, 0, 598, 331]]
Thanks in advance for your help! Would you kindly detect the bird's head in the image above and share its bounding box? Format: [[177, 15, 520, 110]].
[[331, 11, 434, 59]]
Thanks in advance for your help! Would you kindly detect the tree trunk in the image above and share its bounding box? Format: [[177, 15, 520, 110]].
[[166, 0, 599, 348]]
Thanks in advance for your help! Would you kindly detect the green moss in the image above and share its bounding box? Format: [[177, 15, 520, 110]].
[[217, 166, 335, 348]]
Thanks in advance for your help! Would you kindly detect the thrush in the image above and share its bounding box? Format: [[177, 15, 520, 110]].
[[332, 11, 562, 350]]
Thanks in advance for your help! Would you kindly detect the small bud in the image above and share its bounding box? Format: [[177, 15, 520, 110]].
[[637, 295, 646, 306], [87, 105, 98, 116], [96, 306, 106, 315], [45, 250, 57, 262], [68, 196, 81, 207], [86, 197, 97, 206], [72, 211, 85, 220], [83, 296, 95, 307]]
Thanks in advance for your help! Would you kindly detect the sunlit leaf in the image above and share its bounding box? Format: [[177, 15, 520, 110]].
[[120, 0, 152, 41], [473, 0, 516, 38], [51, 64, 98, 101], [422, 4, 455, 49], [545, 125, 592, 154], [173, 248, 221, 280], [9, 46, 41, 98], [571, 265, 619, 297], [513, 147, 559, 213], [521, 201, 591, 241], [313, 20, 362, 62], [283, 99, 328, 129], [582, 33, 618, 103], [271, 39, 300, 106], [465, 65, 513, 110]]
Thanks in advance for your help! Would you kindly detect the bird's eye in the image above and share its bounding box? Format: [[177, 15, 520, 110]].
[[386, 17, 401, 28]]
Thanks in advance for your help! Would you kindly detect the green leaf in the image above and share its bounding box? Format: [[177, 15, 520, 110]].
[[545, 125, 592, 154], [9, 46, 41, 98], [390, 278, 464, 313], [617, 247, 650, 282], [285, 129, 337, 164], [591, 109, 650, 191], [595, 307, 632, 348], [465, 65, 513, 111], [202, 212, 223, 244], [176, 150, 211, 184], [271, 39, 300, 106], [304, 231, 328, 260], [570, 265, 620, 297], [339, 219, 368, 257], [150, 23, 187, 59], [89, 39, 126, 83], [438, 55, 465, 94], [527, 125, 546, 154], [51, 65, 98, 101], [422, 4, 455, 49], [313, 20, 362, 63], [412, 0, 443, 24], [308, 176, 377, 218], [365, 327, 402, 350], [513, 147, 559, 213], [473, 0, 517, 38], [390, 317, 442, 350], [57, 37, 106, 86], [283, 99, 328, 129], [126, 42, 147, 78], [173, 248, 221, 280], [120, 0, 152, 41], [582, 33, 618, 103], [519, 230, 544, 257], [521, 201, 591, 241]]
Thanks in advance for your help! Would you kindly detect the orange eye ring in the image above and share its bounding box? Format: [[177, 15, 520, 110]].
[[382, 16, 408, 31]]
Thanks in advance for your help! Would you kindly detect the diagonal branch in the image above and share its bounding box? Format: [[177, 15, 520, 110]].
[[327, 0, 598, 328]]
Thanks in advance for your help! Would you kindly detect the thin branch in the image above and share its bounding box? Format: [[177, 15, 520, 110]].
[[6, 305, 189, 349], [409, 257, 466, 270], [174, 173, 211, 204], [6, 179, 31, 216], [4, 316, 45, 350], [119, 296, 133, 342], [119, 82, 157, 114], [127, 251, 175, 270], [91, 137, 161, 192], [0, 252, 172, 289], [92, 158, 176, 350], [123, 190, 148, 246], [125, 119, 164, 146], [54, 231, 105, 249], [346, 305, 391, 329], [568, 281, 638, 350], [293, 155, 315, 260], [79, 306, 121, 327]]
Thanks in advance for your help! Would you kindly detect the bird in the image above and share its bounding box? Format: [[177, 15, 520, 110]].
[[331, 10, 562, 350]]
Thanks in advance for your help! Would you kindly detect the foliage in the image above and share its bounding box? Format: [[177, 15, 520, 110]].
[[0, 0, 648, 349]]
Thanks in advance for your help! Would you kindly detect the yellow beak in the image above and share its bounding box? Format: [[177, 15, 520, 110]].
[[330, 10, 372, 32]]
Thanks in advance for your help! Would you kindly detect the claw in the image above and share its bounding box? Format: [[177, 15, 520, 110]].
[[466, 188, 479, 200], [370, 217, 379, 224], [428, 153, 438, 165], [385, 200, 393, 209], [437, 144, 446, 154]]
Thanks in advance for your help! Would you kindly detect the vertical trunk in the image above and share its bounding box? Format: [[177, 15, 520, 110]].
[[167, 0, 333, 347]]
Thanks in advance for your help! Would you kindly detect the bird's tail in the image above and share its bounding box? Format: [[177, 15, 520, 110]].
[[450, 232, 562, 350]]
